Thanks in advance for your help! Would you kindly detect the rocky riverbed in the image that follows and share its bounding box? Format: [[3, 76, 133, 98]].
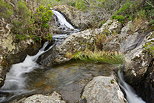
[[0, 2, 153, 103]]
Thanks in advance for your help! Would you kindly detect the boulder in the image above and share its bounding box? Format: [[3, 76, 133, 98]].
[[38, 29, 96, 66], [82, 76, 127, 103], [122, 32, 153, 83], [12, 91, 66, 103]]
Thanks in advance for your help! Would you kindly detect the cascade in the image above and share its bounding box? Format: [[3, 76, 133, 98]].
[[118, 70, 146, 103], [0, 42, 54, 102], [51, 9, 79, 33]]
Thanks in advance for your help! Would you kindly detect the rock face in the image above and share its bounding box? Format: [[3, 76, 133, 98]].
[[13, 91, 66, 103], [82, 76, 127, 103]]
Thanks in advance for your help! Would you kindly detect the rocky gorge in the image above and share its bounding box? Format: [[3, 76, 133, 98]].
[[0, 0, 154, 103]]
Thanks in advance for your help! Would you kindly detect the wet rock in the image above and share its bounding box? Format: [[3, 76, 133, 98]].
[[13, 91, 66, 103], [82, 76, 127, 103]]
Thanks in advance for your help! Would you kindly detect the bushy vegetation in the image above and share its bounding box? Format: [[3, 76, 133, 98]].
[[144, 39, 154, 56], [73, 50, 124, 64], [0, 0, 53, 42], [0, 0, 13, 20], [112, 0, 154, 23]]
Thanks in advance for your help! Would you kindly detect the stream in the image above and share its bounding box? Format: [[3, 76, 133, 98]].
[[0, 10, 147, 103]]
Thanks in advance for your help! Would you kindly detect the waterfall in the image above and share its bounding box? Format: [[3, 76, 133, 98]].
[[0, 42, 54, 102], [51, 9, 79, 32], [118, 70, 146, 103]]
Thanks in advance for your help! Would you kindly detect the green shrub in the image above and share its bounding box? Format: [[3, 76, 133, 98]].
[[75, 0, 86, 11], [29, 35, 42, 42], [112, 15, 125, 22], [144, 41, 154, 56], [35, 5, 53, 29], [11, 0, 35, 42], [114, 2, 132, 15], [16, 34, 28, 40], [149, 20, 154, 26], [11, 1, 53, 42], [0, 0, 13, 19], [137, 10, 146, 18], [43, 33, 52, 41]]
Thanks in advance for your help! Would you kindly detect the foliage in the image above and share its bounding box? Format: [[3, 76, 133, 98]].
[[12, 0, 33, 36], [112, 0, 154, 23], [43, 33, 52, 41], [75, 0, 86, 11], [73, 50, 124, 64], [112, 15, 125, 22], [16, 34, 28, 40], [113, 2, 133, 15], [144, 40, 154, 56], [35, 5, 53, 29], [7, 0, 53, 42], [0, 0, 13, 19], [149, 20, 154, 26]]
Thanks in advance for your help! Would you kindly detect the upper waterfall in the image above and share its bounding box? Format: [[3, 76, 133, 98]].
[[51, 9, 79, 33], [52, 9, 74, 29]]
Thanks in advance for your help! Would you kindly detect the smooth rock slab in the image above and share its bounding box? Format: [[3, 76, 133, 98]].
[[82, 76, 126, 103]]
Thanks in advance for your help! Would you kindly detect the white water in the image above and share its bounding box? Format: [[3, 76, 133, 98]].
[[118, 71, 146, 103], [52, 10, 75, 30], [1, 42, 51, 90]]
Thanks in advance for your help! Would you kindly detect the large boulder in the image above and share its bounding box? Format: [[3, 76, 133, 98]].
[[12, 91, 66, 103], [82, 76, 127, 103], [38, 29, 96, 66], [122, 31, 153, 83]]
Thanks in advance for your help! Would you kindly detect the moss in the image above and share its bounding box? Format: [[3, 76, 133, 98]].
[[110, 79, 115, 84]]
